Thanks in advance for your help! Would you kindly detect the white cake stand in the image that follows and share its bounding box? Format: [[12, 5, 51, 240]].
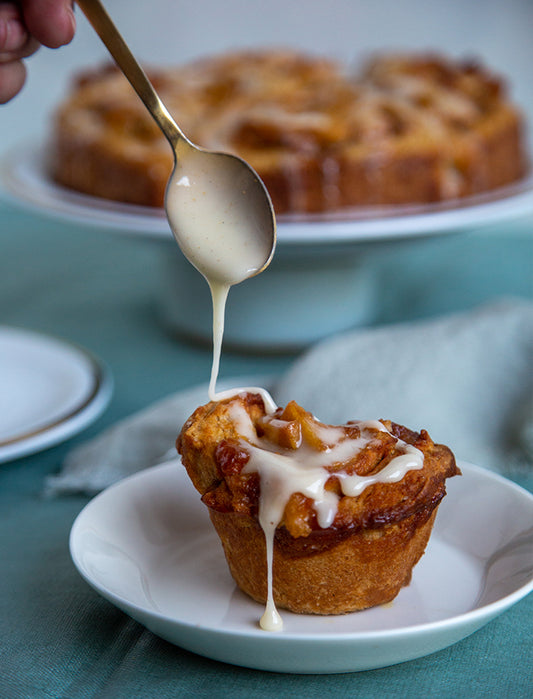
[[3, 145, 533, 349]]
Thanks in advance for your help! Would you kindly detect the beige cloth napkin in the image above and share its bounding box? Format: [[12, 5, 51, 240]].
[[44, 379, 263, 496], [274, 298, 533, 474], [45, 299, 533, 496]]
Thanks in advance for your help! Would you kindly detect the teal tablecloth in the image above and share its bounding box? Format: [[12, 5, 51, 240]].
[[0, 204, 532, 698]]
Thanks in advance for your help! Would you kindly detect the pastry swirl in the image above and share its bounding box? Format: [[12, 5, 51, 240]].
[[50, 49, 529, 215]]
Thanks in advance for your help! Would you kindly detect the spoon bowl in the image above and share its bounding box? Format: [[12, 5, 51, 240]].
[[165, 138, 276, 286], [76, 0, 276, 282]]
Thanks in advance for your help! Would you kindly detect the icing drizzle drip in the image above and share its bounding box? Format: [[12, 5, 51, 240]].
[[165, 145, 424, 631], [225, 399, 425, 631]]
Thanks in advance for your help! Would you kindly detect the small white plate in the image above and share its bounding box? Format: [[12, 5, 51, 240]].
[[0, 327, 112, 463], [70, 460, 533, 674], [3, 145, 533, 246]]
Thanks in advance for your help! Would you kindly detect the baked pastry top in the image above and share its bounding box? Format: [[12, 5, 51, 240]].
[[49, 49, 529, 214], [178, 392, 459, 545]]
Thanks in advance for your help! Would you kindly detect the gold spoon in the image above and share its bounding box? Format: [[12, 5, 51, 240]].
[[75, 0, 276, 284]]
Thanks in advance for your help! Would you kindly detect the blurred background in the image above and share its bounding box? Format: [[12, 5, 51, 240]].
[[1, 0, 533, 157], [0, 0, 531, 350]]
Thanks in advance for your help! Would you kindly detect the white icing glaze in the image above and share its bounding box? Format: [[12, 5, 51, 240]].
[[165, 147, 424, 632], [165, 152, 273, 404], [213, 385, 277, 415], [227, 402, 425, 630], [259, 522, 284, 632], [164, 141, 284, 630], [166, 156, 271, 287], [206, 281, 277, 411], [207, 280, 228, 402]]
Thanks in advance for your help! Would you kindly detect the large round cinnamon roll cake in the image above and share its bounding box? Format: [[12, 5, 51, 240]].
[[49, 49, 528, 215]]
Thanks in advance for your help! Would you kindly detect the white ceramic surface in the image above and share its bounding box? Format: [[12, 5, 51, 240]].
[[0, 327, 112, 463], [70, 460, 533, 674], [3, 145, 533, 245]]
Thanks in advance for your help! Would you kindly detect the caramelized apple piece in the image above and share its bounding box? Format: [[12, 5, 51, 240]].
[[279, 401, 330, 451], [259, 417, 302, 449]]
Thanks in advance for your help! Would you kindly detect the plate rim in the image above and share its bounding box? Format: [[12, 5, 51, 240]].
[[3, 143, 533, 246], [0, 325, 113, 463], [69, 459, 533, 647]]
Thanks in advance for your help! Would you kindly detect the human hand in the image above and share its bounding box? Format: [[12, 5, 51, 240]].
[[0, 1, 76, 103]]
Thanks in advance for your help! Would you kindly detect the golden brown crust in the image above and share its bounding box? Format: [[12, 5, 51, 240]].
[[177, 392, 460, 614], [209, 506, 437, 613], [49, 50, 529, 214], [177, 392, 266, 495]]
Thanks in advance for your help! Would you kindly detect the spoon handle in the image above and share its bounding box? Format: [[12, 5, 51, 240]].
[[76, 0, 183, 150]]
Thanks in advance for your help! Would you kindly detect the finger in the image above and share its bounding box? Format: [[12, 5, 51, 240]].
[[0, 35, 40, 63], [22, 0, 76, 49], [0, 59, 26, 103], [0, 4, 40, 62], [0, 4, 29, 53]]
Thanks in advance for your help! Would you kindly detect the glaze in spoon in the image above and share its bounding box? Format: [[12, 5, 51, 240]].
[[76, 0, 276, 287]]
